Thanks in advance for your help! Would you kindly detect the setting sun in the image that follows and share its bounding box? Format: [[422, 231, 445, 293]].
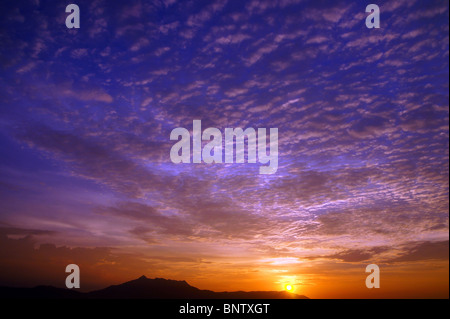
[[285, 284, 293, 292]]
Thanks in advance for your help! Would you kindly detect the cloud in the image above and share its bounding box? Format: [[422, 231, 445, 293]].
[[0, 226, 57, 237], [215, 33, 251, 45], [16, 61, 37, 74], [61, 88, 113, 103], [97, 196, 277, 242], [245, 43, 279, 66], [323, 247, 390, 262], [306, 36, 328, 44], [311, 204, 448, 240], [186, 0, 228, 27], [70, 48, 89, 59], [130, 38, 150, 52], [18, 125, 168, 198], [98, 202, 195, 238], [389, 240, 449, 262], [348, 116, 393, 138], [159, 21, 179, 34], [399, 106, 445, 132], [246, 0, 304, 14]]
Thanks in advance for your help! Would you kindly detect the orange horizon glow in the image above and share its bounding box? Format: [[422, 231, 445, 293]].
[[1, 234, 448, 298]]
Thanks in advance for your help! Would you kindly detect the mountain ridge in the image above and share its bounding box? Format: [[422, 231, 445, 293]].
[[0, 275, 309, 299]]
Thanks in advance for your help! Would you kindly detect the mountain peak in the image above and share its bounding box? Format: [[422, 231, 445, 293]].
[[0, 277, 309, 299]]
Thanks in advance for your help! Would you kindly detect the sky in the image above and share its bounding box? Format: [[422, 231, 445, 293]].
[[0, 0, 448, 298]]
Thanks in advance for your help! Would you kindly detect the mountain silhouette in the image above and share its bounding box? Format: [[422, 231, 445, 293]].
[[0, 276, 308, 299]]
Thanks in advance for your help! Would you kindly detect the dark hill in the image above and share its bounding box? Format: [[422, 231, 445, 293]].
[[0, 276, 309, 299]]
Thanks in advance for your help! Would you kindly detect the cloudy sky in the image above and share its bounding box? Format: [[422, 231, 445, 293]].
[[0, 0, 448, 298]]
